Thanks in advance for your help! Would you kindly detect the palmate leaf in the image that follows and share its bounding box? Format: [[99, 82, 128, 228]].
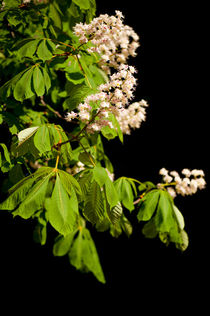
[[14, 38, 56, 62], [138, 189, 188, 250], [1, 166, 81, 236], [0, 167, 53, 212], [12, 124, 71, 160], [0, 65, 51, 102], [13, 171, 53, 219]]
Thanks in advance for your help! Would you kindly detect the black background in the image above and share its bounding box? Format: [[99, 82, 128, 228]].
[[0, 0, 208, 312]]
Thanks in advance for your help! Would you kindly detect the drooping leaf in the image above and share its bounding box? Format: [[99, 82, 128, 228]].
[[53, 231, 78, 256], [33, 213, 48, 246], [176, 230, 189, 251], [69, 227, 106, 284], [173, 205, 185, 230], [120, 214, 133, 237]]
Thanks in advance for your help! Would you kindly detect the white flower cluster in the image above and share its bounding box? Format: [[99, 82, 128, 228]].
[[73, 11, 140, 74], [158, 168, 206, 198], [116, 100, 148, 135], [65, 64, 148, 135]]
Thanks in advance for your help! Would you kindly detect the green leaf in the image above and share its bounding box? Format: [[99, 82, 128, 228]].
[[18, 126, 39, 144], [0, 167, 53, 211], [72, 0, 90, 10], [58, 169, 82, 197], [79, 151, 95, 167], [92, 165, 108, 187], [176, 230, 189, 251], [59, 128, 72, 164], [114, 178, 134, 211], [0, 143, 11, 164], [83, 180, 105, 224], [65, 56, 85, 85], [101, 125, 117, 140], [137, 190, 160, 221], [33, 66, 45, 97], [13, 67, 35, 101], [173, 205, 185, 230], [12, 126, 39, 157], [77, 169, 93, 198], [48, 124, 61, 146], [13, 136, 39, 158], [120, 214, 133, 237], [45, 173, 78, 236], [107, 201, 123, 225], [42, 66, 51, 93], [142, 218, 158, 239], [69, 227, 106, 284], [16, 39, 40, 59], [33, 125, 52, 154], [155, 190, 175, 233], [0, 68, 28, 100], [53, 231, 77, 256], [0, 143, 13, 172], [33, 214, 47, 246], [12, 170, 53, 219], [104, 176, 119, 209], [37, 40, 53, 62], [49, 2, 62, 30]]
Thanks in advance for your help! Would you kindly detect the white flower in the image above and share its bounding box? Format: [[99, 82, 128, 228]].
[[159, 168, 168, 176], [167, 187, 177, 198], [163, 175, 173, 183], [65, 111, 77, 122], [181, 168, 191, 177]]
